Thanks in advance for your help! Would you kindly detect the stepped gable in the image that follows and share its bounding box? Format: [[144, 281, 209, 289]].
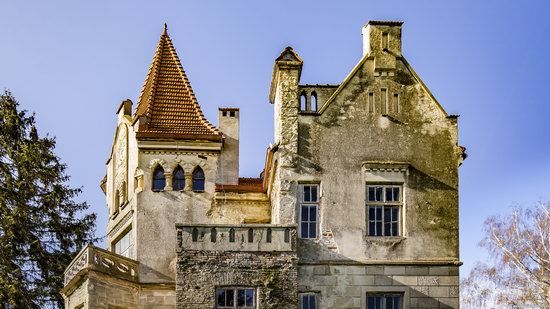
[[134, 24, 221, 141]]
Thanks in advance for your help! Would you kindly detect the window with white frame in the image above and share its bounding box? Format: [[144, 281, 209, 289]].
[[113, 228, 134, 258], [299, 184, 319, 239], [366, 184, 402, 237], [366, 293, 402, 309], [216, 287, 255, 308], [299, 293, 318, 309]]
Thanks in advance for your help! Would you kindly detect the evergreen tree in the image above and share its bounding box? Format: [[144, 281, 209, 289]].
[[0, 91, 96, 308]]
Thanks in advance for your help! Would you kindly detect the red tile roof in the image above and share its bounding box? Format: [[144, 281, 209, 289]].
[[134, 25, 221, 140], [216, 178, 264, 193]]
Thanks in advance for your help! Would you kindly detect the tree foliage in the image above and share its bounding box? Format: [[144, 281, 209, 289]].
[[461, 202, 550, 308], [0, 91, 96, 308]]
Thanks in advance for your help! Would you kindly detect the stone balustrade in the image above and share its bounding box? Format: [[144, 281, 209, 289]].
[[176, 224, 297, 252], [64, 244, 139, 287]]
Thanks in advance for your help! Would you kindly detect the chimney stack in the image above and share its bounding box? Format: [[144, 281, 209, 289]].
[[217, 108, 240, 185], [362, 21, 403, 72]]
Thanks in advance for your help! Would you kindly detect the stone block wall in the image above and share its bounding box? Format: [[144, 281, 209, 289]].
[[298, 264, 459, 309], [176, 250, 298, 309]]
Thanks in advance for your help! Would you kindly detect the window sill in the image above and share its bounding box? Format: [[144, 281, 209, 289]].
[[152, 189, 164, 193], [365, 236, 405, 246]]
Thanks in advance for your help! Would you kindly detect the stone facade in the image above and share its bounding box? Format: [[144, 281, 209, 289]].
[[62, 20, 463, 309]]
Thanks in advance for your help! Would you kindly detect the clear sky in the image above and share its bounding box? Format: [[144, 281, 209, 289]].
[[1, 0, 549, 277]]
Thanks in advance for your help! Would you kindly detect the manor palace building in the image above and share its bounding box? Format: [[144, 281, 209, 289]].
[[62, 21, 465, 309]]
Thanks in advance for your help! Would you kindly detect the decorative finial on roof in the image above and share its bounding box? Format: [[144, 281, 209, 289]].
[[163, 23, 168, 34]]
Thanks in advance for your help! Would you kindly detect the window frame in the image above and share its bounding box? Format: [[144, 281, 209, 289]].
[[299, 183, 320, 239], [299, 292, 319, 309], [366, 184, 403, 237], [215, 287, 256, 309], [112, 228, 133, 258], [152, 165, 166, 192], [366, 293, 403, 309], [172, 166, 185, 191]]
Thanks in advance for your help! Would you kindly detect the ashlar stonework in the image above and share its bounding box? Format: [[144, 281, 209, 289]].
[[62, 20, 465, 309]]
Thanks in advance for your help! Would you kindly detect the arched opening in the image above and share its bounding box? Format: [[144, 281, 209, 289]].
[[284, 228, 290, 243], [266, 228, 272, 243], [211, 228, 217, 242], [152, 165, 165, 191], [172, 166, 185, 191], [310, 91, 318, 112], [229, 228, 235, 243], [192, 167, 205, 191], [300, 92, 307, 111], [192, 228, 199, 242], [248, 228, 254, 243]]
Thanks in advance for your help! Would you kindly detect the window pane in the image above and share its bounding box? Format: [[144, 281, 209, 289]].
[[368, 187, 376, 201], [375, 187, 382, 201], [376, 222, 382, 236], [304, 186, 311, 202], [237, 289, 245, 306], [376, 207, 382, 220], [217, 290, 226, 306], [246, 289, 254, 306], [369, 221, 376, 236], [301, 223, 309, 238], [309, 206, 317, 221], [311, 186, 318, 202], [369, 207, 375, 219], [308, 295, 316, 309], [226, 289, 234, 306], [302, 295, 309, 309], [384, 222, 391, 236], [301, 206, 309, 221], [309, 223, 317, 238], [392, 222, 399, 236]]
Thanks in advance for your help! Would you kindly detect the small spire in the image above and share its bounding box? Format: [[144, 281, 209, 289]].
[[163, 23, 168, 34]]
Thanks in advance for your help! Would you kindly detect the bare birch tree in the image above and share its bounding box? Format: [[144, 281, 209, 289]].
[[461, 202, 550, 308]]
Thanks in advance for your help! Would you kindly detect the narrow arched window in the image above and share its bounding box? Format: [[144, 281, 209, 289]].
[[284, 228, 290, 243], [152, 166, 165, 191], [229, 228, 235, 243], [248, 228, 254, 243], [266, 228, 272, 243], [300, 92, 307, 111], [311, 91, 318, 112], [192, 167, 205, 191], [211, 228, 217, 242], [192, 228, 199, 242], [172, 166, 185, 191]]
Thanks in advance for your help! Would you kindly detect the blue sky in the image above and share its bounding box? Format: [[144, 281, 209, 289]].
[[1, 0, 549, 276]]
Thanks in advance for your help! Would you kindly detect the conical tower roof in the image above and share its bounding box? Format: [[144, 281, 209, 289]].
[[134, 25, 221, 140]]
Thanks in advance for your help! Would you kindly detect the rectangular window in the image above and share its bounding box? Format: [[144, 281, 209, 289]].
[[299, 293, 318, 309], [113, 228, 134, 258], [367, 294, 402, 309], [393, 93, 399, 113], [380, 88, 388, 114], [366, 185, 402, 237], [382, 32, 389, 49], [368, 92, 374, 113], [299, 184, 319, 239], [216, 287, 255, 308]]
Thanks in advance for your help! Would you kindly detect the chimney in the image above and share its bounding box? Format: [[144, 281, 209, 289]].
[[217, 108, 240, 185], [116, 99, 132, 123], [362, 21, 403, 71]]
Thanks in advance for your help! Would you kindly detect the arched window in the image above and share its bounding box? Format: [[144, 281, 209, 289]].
[[211, 228, 217, 243], [266, 228, 272, 243], [152, 166, 165, 191], [192, 167, 205, 191], [172, 166, 185, 191], [192, 228, 199, 242], [300, 92, 307, 111], [229, 228, 235, 243], [311, 91, 318, 112], [284, 228, 290, 243], [248, 228, 254, 243]]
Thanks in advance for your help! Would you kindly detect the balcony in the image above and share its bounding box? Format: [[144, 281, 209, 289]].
[[63, 244, 139, 288], [176, 224, 297, 252]]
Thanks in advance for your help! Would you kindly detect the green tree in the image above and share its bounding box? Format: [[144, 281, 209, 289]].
[[0, 91, 96, 308]]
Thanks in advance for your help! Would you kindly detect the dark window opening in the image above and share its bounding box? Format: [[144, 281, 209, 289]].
[[211, 228, 217, 242], [192, 228, 199, 242], [229, 228, 235, 242], [222, 111, 227, 117], [284, 228, 290, 243], [173, 166, 185, 191], [192, 167, 205, 191], [299, 293, 318, 309], [152, 166, 166, 191], [367, 293, 402, 309], [230, 111, 235, 117], [248, 228, 254, 243], [216, 288, 255, 308], [300, 92, 307, 111], [266, 228, 272, 243]]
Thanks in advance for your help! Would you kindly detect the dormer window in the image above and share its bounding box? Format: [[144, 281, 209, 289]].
[[192, 167, 205, 191], [152, 166, 166, 191], [173, 166, 185, 191]]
